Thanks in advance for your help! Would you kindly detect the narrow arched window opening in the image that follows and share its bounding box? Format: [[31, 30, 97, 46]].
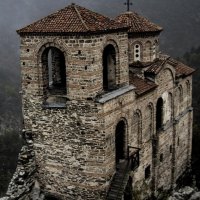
[[178, 86, 183, 103], [42, 47, 66, 95], [103, 44, 117, 91], [167, 93, 173, 122], [186, 81, 190, 107], [48, 49, 53, 87], [156, 97, 163, 131], [146, 105, 153, 141], [152, 43, 156, 60], [134, 111, 142, 146], [177, 86, 183, 114]]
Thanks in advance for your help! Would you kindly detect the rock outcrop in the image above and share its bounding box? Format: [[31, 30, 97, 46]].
[[168, 186, 200, 200]]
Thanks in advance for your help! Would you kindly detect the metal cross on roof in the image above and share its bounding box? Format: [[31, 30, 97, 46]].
[[124, 0, 133, 11]]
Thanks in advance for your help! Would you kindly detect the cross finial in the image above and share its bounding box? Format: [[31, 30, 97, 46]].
[[124, 0, 133, 11]]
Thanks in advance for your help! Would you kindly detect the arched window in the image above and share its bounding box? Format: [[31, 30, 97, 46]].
[[134, 110, 142, 146], [145, 104, 153, 141], [42, 47, 66, 95], [152, 40, 158, 60], [134, 43, 142, 62], [168, 93, 173, 121], [186, 81, 190, 107], [177, 86, 183, 113], [103, 44, 117, 91], [178, 86, 183, 103], [156, 97, 163, 131]]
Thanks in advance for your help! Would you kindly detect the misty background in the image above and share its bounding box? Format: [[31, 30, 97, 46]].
[[1, 0, 200, 87], [1, 0, 200, 196]]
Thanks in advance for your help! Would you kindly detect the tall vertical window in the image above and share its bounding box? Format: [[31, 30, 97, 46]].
[[42, 47, 66, 95], [186, 81, 190, 107], [168, 93, 173, 121], [134, 43, 141, 62], [178, 86, 183, 114], [144, 104, 153, 142], [145, 165, 151, 179], [156, 97, 163, 131], [103, 44, 117, 91], [152, 43, 156, 60], [152, 40, 158, 60], [134, 110, 142, 146]]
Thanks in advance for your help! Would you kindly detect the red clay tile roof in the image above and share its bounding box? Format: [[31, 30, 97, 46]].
[[144, 57, 195, 77], [115, 11, 163, 33], [168, 58, 195, 78], [17, 4, 128, 34], [145, 59, 167, 75], [129, 61, 153, 68], [129, 72, 157, 96]]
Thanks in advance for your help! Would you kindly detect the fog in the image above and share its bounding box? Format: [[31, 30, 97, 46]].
[[1, 0, 200, 196], [0, 0, 200, 81]]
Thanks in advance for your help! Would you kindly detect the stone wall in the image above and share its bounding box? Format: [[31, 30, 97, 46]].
[[0, 131, 36, 200], [128, 34, 160, 64], [20, 32, 129, 101], [19, 30, 131, 199], [98, 61, 193, 199], [17, 28, 193, 199]]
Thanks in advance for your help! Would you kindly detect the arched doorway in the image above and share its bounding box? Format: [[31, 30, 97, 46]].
[[41, 47, 66, 95], [103, 44, 116, 91], [115, 120, 126, 166]]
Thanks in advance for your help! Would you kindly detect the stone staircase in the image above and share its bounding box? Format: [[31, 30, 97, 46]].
[[106, 160, 131, 200]]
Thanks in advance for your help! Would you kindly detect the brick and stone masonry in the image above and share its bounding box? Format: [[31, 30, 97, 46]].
[[1, 3, 195, 200]]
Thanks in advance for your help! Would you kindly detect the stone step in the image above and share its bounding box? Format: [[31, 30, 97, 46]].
[[106, 161, 131, 200], [107, 193, 122, 200]]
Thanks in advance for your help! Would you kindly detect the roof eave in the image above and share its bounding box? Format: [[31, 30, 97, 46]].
[[17, 27, 129, 36], [128, 30, 163, 35], [136, 85, 158, 97], [176, 70, 196, 79]]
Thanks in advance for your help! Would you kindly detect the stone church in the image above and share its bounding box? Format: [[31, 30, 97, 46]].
[[2, 3, 195, 200]]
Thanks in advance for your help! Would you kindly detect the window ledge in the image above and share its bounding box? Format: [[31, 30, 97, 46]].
[[42, 102, 66, 109], [96, 85, 135, 104]]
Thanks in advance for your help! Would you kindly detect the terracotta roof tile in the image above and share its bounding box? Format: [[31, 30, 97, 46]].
[[145, 59, 166, 75], [115, 12, 163, 34], [168, 58, 195, 78], [129, 72, 157, 96], [17, 4, 128, 34], [144, 57, 195, 78]]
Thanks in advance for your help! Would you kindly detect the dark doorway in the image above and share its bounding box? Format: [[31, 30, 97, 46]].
[[156, 97, 163, 131], [115, 120, 126, 165], [42, 47, 66, 95], [45, 194, 59, 200], [103, 44, 116, 91]]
